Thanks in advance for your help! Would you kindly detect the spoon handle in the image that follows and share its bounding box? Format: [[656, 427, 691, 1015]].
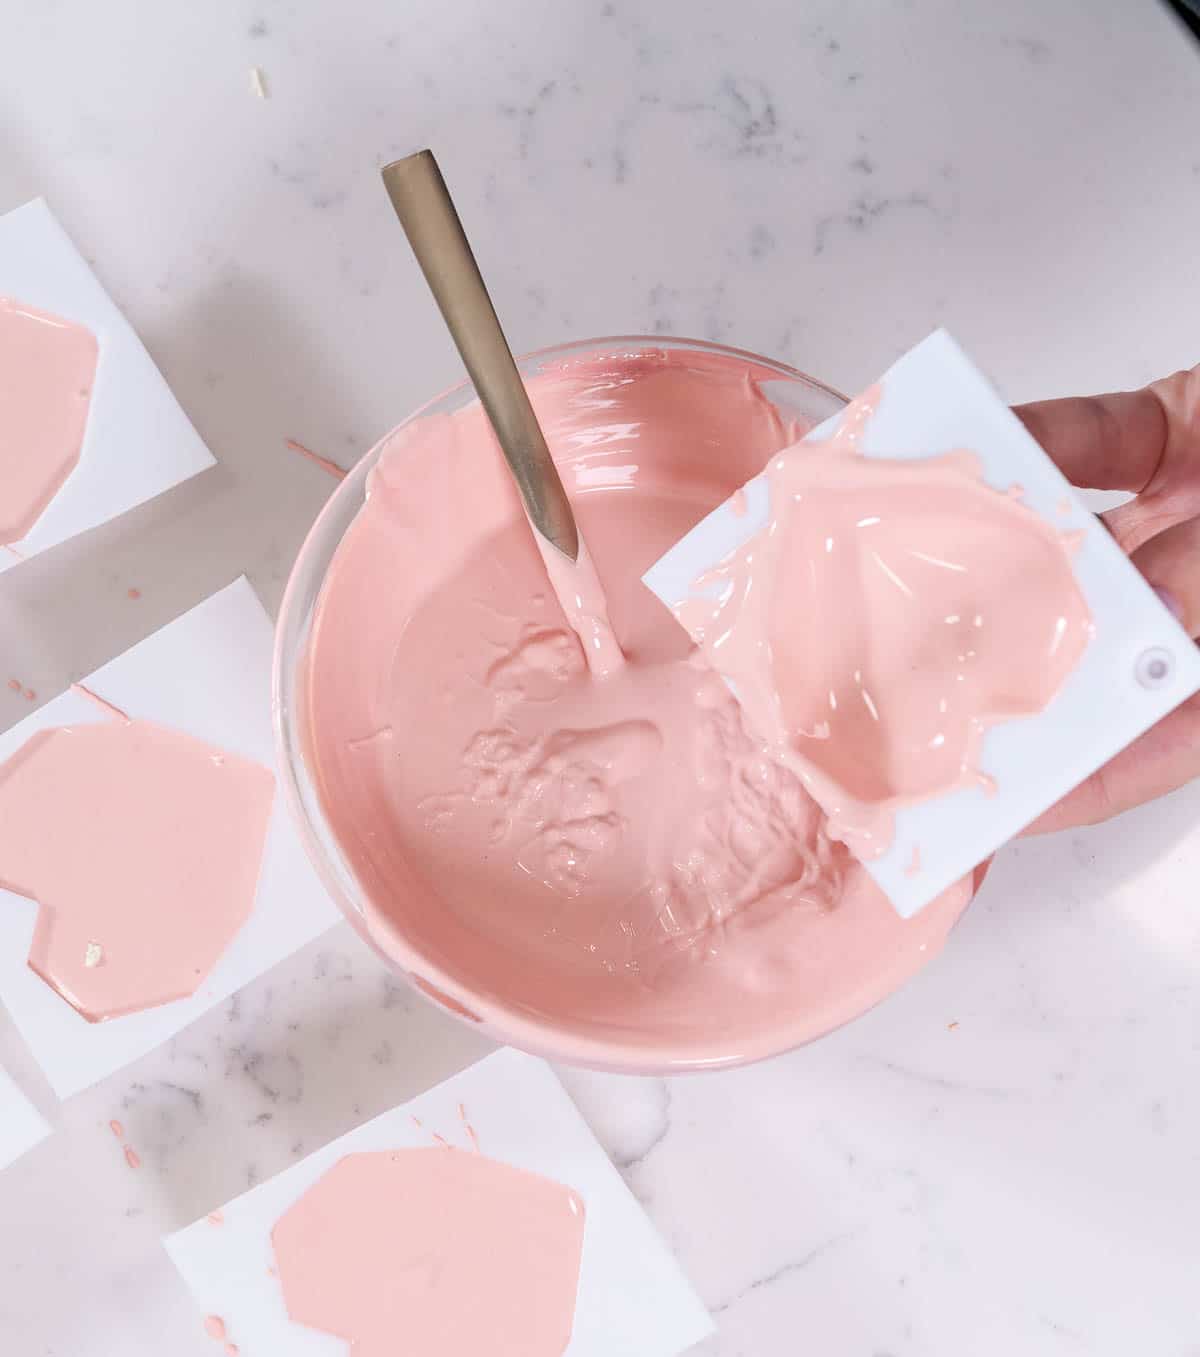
[[381, 150, 579, 560]]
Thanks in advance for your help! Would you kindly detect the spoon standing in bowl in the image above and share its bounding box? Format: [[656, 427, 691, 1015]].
[[380, 150, 623, 677]]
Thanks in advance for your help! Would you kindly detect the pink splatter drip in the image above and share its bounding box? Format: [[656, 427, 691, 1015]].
[[285, 438, 347, 480]]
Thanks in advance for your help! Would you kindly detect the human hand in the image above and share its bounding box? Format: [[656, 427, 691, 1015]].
[[1015, 364, 1200, 833]]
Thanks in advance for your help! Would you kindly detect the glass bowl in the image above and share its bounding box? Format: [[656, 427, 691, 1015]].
[[275, 335, 956, 1072]]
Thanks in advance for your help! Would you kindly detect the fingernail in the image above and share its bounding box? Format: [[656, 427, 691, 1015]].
[[1152, 585, 1185, 621]]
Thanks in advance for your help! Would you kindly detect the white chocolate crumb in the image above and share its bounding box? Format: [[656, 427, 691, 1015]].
[[84, 941, 104, 968], [250, 66, 269, 99]]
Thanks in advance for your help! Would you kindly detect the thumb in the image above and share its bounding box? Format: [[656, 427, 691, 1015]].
[[1025, 693, 1200, 834]]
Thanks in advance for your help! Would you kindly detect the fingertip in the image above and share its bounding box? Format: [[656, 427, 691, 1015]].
[[1014, 389, 1168, 494]]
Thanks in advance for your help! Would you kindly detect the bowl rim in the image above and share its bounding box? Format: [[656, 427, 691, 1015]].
[[271, 335, 962, 1074]]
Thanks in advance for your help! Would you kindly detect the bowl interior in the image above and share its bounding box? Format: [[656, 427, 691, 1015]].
[[275, 337, 968, 1071]]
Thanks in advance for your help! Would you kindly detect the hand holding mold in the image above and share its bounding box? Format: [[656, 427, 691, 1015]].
[[645, 333, 1200, 918], [1016, 361, 1200, 832]]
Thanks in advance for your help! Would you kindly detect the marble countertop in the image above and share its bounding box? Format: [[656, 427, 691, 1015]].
[[3, 2, 1200, 1354]]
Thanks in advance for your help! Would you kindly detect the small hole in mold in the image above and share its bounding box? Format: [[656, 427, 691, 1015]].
[[1135, 647, 1173, 689]]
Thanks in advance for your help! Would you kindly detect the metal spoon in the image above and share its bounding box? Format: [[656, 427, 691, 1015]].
[[380, 149, 579, 560]]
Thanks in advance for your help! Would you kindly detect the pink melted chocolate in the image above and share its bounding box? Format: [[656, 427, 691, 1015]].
[[676, 386, 1094, 857], [535, 532, 624, 678], [0, 717, 274, 1020], [0, 297, 97, 544], [304, 350, 978, 1066], [272, 1149, 584, 1357]]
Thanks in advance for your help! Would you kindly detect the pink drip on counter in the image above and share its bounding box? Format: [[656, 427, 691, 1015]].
[[303, 349, 977, 1067], [285, 438, 347, 481], [0, 297, 97, 545]]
